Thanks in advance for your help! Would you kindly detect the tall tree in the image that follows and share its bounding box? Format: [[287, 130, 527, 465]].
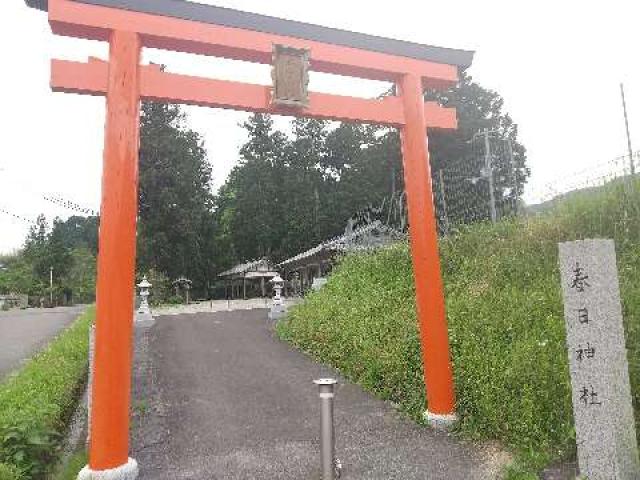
[[226, 114, 289, 261], [0, 253, 41, 297], [5, 215, 97, 302], [23, 214, 50, 284], [48, 215, 99, 255], [137, 101, 215, 295], [325, 123, 401, 226], [47, 217, 73, 280], [214, 116, 399, 265], [213, 74, 529, 267], [281, 118, 329, 253]]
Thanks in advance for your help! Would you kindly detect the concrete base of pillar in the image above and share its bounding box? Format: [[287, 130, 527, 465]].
[[424, 410, 458, 431], [78, 458, 138, 480]]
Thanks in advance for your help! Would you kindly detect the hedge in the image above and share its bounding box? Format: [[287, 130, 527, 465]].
[[0, 307, 94, 478]]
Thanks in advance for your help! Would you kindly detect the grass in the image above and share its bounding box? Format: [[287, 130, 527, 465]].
[[0, 463, 23, 480], [51, 450, 87, 480], [0, 307, 94, 479], [277, 180, 640, 477]]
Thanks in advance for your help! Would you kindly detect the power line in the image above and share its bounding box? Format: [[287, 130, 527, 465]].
[[0, 206, 36, 225], [41, 194, 99, 216], [0, 167, 99, 217]]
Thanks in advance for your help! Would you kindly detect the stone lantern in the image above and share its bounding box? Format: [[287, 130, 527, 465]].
[[271, 274, 284, 304], [268, 274, 286, 321], [136, 276, 153, 322]]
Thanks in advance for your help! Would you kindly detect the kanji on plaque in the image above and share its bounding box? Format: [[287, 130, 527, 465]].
[[271, 44, 310, 108]]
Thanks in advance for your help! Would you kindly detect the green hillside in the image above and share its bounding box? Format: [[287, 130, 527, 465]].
[[277, 180, 640, 476]]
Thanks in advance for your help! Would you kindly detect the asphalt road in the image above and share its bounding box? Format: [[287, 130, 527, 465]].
[[0, 305, 86, 378], [132, 309, 506, 479]]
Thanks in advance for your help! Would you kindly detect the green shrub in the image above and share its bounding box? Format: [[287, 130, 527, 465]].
[[52, 450, 87, 480], [166, 295, 184, 305], [277, 182, 640, 474], [0, 426, 60, 479], [0, 463, 23, 480], [0, 307, 93, 478], [139, 269, 171, 306]]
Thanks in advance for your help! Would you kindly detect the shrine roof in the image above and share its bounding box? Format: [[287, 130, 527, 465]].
[[278, 221, 406, 269], [218, 258, 277, 279], [25, 0, 474, 69]]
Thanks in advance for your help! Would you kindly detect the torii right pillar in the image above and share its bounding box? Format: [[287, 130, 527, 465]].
[[399, 73, 457, 428]]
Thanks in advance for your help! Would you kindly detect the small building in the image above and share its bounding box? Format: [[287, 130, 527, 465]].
[[218, 258, 278, 299], [278, 221, 405, 295]]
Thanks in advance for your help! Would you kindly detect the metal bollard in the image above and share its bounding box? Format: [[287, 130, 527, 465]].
[[314, 378, 341, 480]]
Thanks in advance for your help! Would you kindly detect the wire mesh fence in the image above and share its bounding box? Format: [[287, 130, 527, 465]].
[[433, 152, 519, 235], [432, 138, 640, 237], [526, 152, 640, 207], [346, 146, 640, 240], [428, 131, 525, 235]]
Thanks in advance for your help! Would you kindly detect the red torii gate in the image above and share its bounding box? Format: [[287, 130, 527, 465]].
[[25, 1, 473, 478]]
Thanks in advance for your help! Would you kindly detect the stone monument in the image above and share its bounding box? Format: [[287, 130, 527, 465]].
[[558, 239, 639, 479]]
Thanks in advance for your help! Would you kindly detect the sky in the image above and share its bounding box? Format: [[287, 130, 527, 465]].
[[1, 0, 639, 254]]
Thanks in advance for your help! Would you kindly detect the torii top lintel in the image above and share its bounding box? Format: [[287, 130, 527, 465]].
[[26, 0, 474, 128], [27, 0, 473, 81]]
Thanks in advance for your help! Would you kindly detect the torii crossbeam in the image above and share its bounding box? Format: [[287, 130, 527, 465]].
[[25, 1, 473, 478]]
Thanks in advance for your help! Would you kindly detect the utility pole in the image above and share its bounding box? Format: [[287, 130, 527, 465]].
[[621, 83, 635, 175], [49, 266, 53, 306], [505, 138, 519, 216], [483, 129, 497, 223]]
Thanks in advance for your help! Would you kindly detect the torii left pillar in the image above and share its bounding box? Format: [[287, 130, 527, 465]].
[[79, 30, 141, 480]]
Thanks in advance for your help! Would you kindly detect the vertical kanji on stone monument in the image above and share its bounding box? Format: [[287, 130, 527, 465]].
[[559, 239, 640, 480]]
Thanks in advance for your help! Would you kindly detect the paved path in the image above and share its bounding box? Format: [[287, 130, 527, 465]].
[[132, 309, 508, 480], [152, 298, 301, 316], [0, 305, 86, 378]]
